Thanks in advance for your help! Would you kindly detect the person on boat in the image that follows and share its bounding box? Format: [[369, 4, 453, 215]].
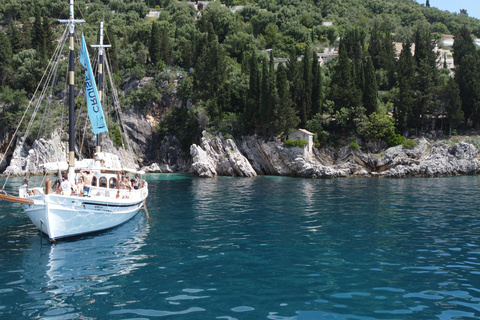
[[61, 175, 74, 196], [76, 177, 84, 196], [121, 176, 133, 189], [133, 174, 139, 190], [80, 169, 95, 197]]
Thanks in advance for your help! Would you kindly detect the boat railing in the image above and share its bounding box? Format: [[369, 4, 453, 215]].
[[22, 180, 148, 200], [19, 185, 45, 198], [86, 185, 147, 200]]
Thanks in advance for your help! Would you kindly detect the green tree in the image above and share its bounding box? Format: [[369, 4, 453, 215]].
[[287, 50, 303, 127], [0, 30, 13, 86], [457, 52, 480, 125], [441, 77, 464, 135], [329, 42, 362, 132], [363, 56, 378, 115], [42, 17, 55, 58], [453, 26, 480, 126], [149, 21, 161, 65], [452, 26, 475, 67], [301, 46, 313, 126], [264, 23, 279, 48], [6, 22, 23, 54], [368, 21, 396, 89], [32, 8, 46, 60], [274, 62, 300, 136], [413, 28, 439, 132], [197, 1, 237, 43], [359, 111, 399, 146], [394, 39, 416, 134], [246, 50, 261, 130], [311, 52, 323, 116], [194, 34, 228, 119]]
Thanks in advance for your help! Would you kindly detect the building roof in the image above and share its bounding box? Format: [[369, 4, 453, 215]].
[[295, 129, 314, 136]]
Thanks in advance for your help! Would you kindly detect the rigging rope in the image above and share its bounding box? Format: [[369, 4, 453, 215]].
[[1, 26, 69, 190], [104, 54, 133, 160]]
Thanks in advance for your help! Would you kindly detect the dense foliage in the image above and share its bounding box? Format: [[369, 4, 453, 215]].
[[1, 0, 480, 151]]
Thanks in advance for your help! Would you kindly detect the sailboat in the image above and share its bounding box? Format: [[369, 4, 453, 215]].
[[0, 0, 149, 241]]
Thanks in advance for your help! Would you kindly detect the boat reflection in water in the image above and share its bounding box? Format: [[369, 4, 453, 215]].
[[20, 213, 149, 319]]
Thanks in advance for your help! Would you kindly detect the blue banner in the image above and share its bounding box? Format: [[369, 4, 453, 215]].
[[79, 34, 108, 135]]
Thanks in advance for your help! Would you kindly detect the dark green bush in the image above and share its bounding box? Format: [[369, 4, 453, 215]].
[[402, 139, 417, 149], [386, 133, 405, 147], [350, 141, 361, 150], [283, 138, 308, 147]]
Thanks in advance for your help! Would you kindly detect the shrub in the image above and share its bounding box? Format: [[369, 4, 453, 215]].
[[402, 139, 417, 149], [350, 141, 361, 150], [108, 122, 123, 148], [386, 133, 404, 147], [284, 138, 308, 148]]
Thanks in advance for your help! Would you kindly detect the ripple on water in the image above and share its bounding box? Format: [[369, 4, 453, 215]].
[[231, 306, 255, 312], [109, 307, 206, 317]]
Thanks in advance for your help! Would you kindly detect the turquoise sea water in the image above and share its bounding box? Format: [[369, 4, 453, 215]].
[[1, 174, 480, 319]]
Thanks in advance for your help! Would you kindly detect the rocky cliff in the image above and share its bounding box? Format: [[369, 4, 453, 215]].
[[4, 127, 480, 179], [187, 133, 480, 178]]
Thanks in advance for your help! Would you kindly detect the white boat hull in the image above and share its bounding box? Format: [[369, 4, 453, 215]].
[[22, 190, 147, 240]]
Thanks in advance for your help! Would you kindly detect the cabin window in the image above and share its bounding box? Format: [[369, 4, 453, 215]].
[[99, 177, 107, 188], [92, 177, 97, 186], [109, 178, 118, 189]]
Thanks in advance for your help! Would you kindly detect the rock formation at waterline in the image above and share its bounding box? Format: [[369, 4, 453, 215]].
[[2, 130, 139, 176], [188, 133, 480, 178], [190, 133, 257, 178], [4, 128, 480, 178]]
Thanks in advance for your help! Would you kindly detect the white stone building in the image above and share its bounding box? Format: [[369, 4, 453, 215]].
[[288, 129, 314, 154]]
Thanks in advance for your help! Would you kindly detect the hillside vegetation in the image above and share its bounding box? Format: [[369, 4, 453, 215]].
[[1, 0, 480, 155]]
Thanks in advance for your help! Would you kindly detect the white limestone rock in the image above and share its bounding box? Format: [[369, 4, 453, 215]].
[[190, 132, 256, 177]]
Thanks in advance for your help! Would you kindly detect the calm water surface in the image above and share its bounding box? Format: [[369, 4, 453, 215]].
[[1, 174, 480, 319]]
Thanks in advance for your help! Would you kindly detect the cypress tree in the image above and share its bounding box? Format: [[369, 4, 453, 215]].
[[194, 34, 227, 107], [394, 39, 416, 133], [413, 28, 439, 132], [442, 77, 464, 135], [260, 59, 269, 131], [453, 26, 475, 67], [363, 56, 378, 115], [452, 26, 480, 125], [287, 50, 303, 128], [246, 50, 260, 130], [20, 13, 32, 50], [149, 21, 161, 65], [32, 8, 46, 60], [160, 24, 171, 64], [105, 25, 119, 73], [329, 42, 362, 131], [275, 63, 300, 136], [0, 30, 13, 86], [457, 52, 480, 126], [42, 17, 55, 58], [6, 22, 22, 54], [311, 52, 323, 116], [368, 21, 396, 89], [267, 51, 276, 135], [301, 46, 313, 126], [369, 21, 383, 70]]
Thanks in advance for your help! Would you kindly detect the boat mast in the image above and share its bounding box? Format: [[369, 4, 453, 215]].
[[91, 19, 111, 154], [59, 0, 84, 182]]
